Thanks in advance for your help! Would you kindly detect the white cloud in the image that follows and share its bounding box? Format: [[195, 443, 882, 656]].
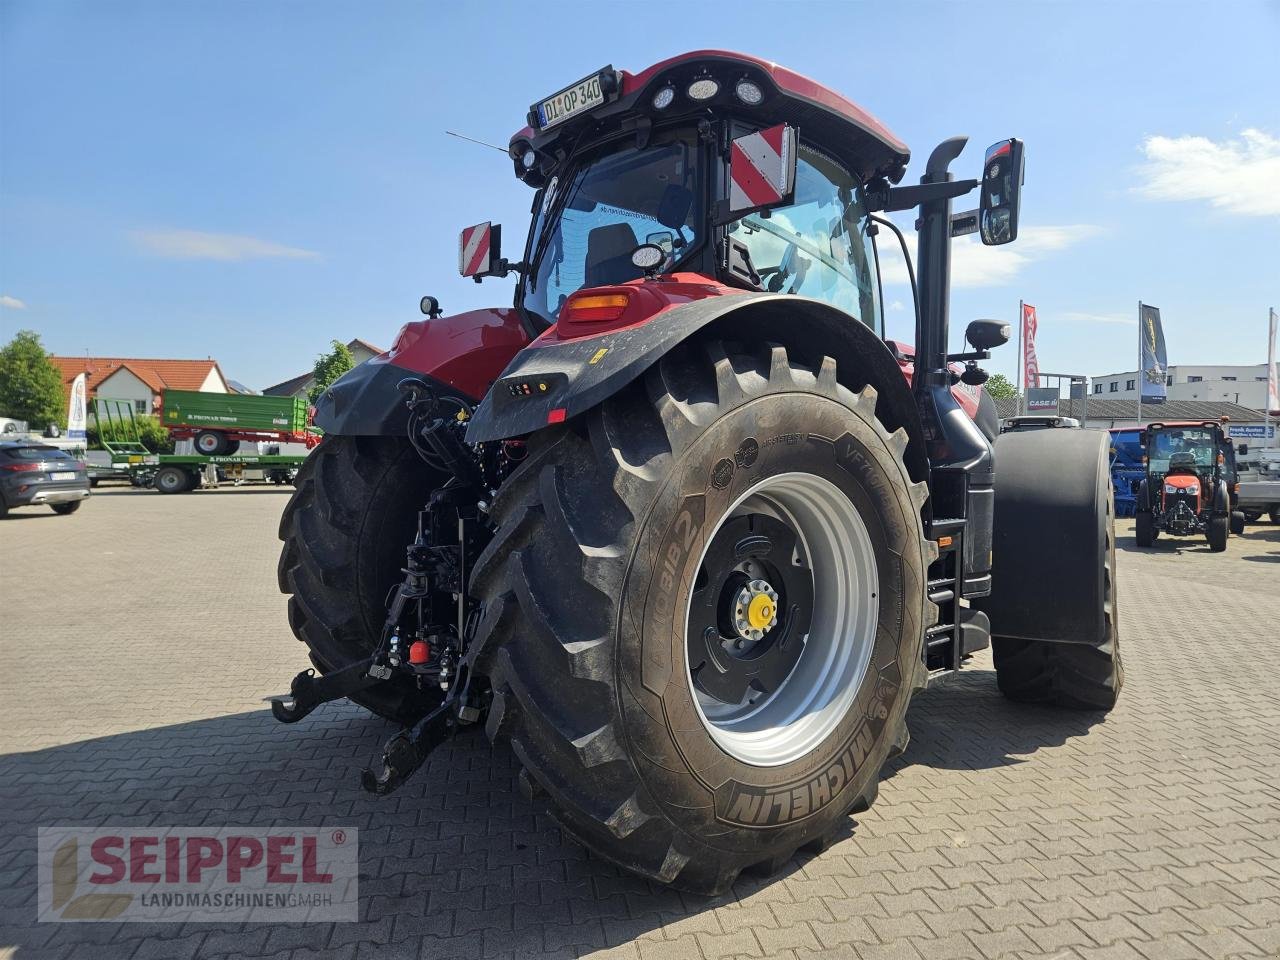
[[888, 299, 905, 312], [132, 229, 320, 261], [0, 295, 26, 309], [1135, 129, 1280, 216], [877, 224, 1101, 289]]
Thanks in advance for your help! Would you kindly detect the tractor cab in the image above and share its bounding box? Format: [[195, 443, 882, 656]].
[[1136, 421, 1237, 549], [458, 51, 1020, 349]]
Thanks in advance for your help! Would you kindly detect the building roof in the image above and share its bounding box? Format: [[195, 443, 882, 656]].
[[993, 396, 1266, 423], [262, 339, 385, 396], [51, 356, 225, 401]]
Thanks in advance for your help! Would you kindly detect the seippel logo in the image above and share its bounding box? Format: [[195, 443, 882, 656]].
[[37, 827, 359, 923]]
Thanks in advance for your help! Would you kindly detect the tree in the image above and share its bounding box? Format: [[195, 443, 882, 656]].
[[308, 340, 355, 404], [984, 372, 1017, 401], [0, 330, 66, 429]]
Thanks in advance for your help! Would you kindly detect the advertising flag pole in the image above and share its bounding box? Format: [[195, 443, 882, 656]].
[[1268, 307, 1277, 449], [1017, 300, 1024, 415], [1136, 300, 1143, 427]]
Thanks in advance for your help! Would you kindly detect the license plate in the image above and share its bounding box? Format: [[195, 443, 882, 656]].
[[536, 70, 607, 130], [51, 471, 76, 481]]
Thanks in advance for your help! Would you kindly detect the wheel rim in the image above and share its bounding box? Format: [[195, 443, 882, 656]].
[[197, 435, 218, 453], [684, 472, 879, 767]]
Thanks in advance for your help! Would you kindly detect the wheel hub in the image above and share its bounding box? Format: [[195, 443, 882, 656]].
[[733, 580, 779, 644], [686, 513, 813, 720]]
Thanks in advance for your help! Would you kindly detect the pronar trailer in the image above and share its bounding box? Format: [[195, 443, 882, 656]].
[[92, 399, 310, 492], [160, 389, 317, 455]]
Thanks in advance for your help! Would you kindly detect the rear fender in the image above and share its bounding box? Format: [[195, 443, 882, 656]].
[[464, 293, 929, 484], [313, 307, 530, 436], [971, 429, 1112, 645]]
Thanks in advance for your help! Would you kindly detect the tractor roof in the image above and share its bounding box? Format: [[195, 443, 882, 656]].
[[509, 50, 911, 185]]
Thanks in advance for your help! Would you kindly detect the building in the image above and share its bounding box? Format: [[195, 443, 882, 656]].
[[993, 396, 1275, 441], [1088, 362, 1278, 410], [51, 356, 229, 415], [262, 339, 385, 398]]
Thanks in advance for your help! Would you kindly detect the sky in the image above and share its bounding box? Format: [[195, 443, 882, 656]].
[[2, 0, 1278, 391]]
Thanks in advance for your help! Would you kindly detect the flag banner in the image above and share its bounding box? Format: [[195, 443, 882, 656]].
[[1267, 308, 1278, 414], [1021, 303, 1039, 390], [1139, 303, 1168, 404], [67, 373, 88, 441]]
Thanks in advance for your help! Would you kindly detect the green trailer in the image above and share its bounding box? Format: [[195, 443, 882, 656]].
[[160, 389, 315, 455], [93, 398, 310, 493]]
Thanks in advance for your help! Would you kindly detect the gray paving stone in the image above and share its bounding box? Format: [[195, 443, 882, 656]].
[[2, 491, 1278, 960]]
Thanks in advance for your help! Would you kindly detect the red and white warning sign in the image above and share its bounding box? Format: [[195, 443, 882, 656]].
[[728, 123, 797, 214], [459, 222, 493, 277]]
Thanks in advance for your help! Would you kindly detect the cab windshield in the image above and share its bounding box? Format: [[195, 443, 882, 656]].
[[522, 132, 703, 326], [1148, 428, 1216, 474]]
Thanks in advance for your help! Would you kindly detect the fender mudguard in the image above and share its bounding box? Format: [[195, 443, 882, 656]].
[[971, 429, 1113, 645], [464, 293, 929, 484]]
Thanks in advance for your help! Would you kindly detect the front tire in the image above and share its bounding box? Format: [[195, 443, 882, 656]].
[[277, 435, 443, 723], [1207, 514, 1228, 552], [470, 341, 932, 894]]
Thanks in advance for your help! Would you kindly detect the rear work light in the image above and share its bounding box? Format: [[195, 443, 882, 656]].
[[562, 292, 631, 323]]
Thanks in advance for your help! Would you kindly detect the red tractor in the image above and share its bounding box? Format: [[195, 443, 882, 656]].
[[272, 51, 1121, 893], [1135, 419, 1240, 551]]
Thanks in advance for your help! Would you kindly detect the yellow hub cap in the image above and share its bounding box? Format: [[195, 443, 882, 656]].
[[747, 594, 775, 630]]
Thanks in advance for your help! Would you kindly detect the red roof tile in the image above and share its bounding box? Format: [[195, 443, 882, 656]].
[[51, 356, 227, 405]]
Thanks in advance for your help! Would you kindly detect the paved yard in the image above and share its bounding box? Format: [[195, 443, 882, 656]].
[[2, 484, 1279, 960]]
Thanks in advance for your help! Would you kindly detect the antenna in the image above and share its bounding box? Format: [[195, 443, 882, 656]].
[[445, 130, 508, 154]]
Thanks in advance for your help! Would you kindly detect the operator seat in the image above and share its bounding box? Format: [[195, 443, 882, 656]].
[[585, 223, 641, 287], [1166, 451, 1198, 476]]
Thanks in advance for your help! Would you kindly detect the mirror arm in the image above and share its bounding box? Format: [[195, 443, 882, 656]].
[[945, 349, 991, 363], [867, 179, 978, 213], [472, 260, 527, 283]]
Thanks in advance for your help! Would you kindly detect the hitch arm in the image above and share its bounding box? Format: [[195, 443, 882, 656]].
[[361, 694, 458, 795], [267, 658, 386, 723]]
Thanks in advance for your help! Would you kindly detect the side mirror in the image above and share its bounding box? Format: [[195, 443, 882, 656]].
[[1238, 443, 1249, 456], [979, 139, 1024, 246], [459, 221, 503, 280], [725, 123, 797, 218], [966, 319, 1011, 350]]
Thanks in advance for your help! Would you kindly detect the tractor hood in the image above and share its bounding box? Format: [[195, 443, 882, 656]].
[[507, 50, 911, 187]]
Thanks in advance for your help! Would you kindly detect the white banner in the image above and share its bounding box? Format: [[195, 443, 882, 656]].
[[67, 373, 88, 441]]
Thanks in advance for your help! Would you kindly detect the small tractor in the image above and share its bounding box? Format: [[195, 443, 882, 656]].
[[1135, 419, 1244, 550], [272, 51, 1121, 893]]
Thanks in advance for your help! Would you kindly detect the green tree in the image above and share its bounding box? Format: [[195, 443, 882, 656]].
[[308, 340, 355, 404], [984, 372, 1017, 401], [0, 330, 66, 429]]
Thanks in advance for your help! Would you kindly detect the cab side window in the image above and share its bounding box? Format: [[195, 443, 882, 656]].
[[726, 143, 881, 334]]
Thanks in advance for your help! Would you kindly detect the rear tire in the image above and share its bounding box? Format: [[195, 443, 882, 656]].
[[1207, 514, 1228, 552], [277, 435, 444, 723], [1229, 511, 1245, 536], [194, 431, 228, 456], [153, 466, 192, 494], [51, 502, 82, 515], [223, 439, 242, 456], [470, 340, 932, 894], [1135, 511, 1155, 547], [1270, 507, 1280, 525]]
